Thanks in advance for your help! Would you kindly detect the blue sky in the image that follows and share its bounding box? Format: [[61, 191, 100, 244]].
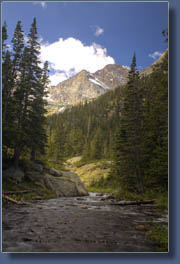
[[2, 1, 168, 85]]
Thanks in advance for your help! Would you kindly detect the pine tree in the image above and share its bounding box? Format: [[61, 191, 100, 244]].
[[10, 20, 25, 155], [90, 128, 103, 160], [10, 21, 27, 167], [25, 18, 49, 161], [48, 125, 66, 166], [2, 21, 8, 61], [82, 140, 91, 161], [143, 51, 168, 190], [162, 29, 168, 43], [2, 21, 9, 122], [112, 53, 144, 193], [9, 18, 49, 167], [2, 51, 15, 152], [2, 51, 13, 122], [2, 22, 15, 157], [11, 21, 24, 79]]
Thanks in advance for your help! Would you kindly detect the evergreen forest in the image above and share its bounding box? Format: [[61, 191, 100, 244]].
[[2, 19, 168, 200], [2, 19, 49, 168], [46, 51, 168, 197]]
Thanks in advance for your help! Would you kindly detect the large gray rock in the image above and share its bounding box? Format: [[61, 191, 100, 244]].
[[31, 162, 43, 172], [3, 167, 24, 183], [26, 169, 88, 197], [47, 168, 63, 177], [60, 170, 88, 196]]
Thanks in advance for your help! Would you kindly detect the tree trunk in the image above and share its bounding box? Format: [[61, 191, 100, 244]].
[[13, 148, 20, 168], [136, 150, 144, 193], [136, 165, 144, 193], [31, 150, 35, 162]]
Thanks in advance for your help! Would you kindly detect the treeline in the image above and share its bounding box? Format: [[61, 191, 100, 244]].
[[46, 82, 124, 164], [2, 18, 49, 168], [47, 51, 168, 193]]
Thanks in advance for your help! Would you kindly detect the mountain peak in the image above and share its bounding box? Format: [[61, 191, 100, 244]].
[[78, 69, 89, 76], [48, 64, 128, 106], [47, 52, 168, 110], [103, 64, 124, 70]]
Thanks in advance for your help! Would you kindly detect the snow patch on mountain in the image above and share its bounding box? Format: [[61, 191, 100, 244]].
[[88, 77, 110, 90], [58, 106, 66, 113]]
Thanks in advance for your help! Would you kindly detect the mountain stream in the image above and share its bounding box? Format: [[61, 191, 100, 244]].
[[2, 192, 168, 252]]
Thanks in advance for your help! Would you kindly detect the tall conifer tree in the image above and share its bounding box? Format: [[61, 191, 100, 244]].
[[25, 17, 49, 161], [143, 51, 168, 189], [112, 53, 144, 193], [9, 18, 49, 166], [2, 22, 8, 61], [2, 22, 15, 155]]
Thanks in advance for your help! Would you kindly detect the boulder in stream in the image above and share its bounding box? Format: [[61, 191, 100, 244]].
[[26, 168, 88, 197]]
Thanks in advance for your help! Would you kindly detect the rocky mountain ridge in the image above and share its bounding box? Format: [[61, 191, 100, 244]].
[[140, 49, 168, 76], [48, 64, 129, 106], [47, 50, 167, 109]]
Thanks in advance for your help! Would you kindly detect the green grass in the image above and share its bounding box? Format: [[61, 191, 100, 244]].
[[44, 160, 67, 171], [146, 224, 168, 252], [88, 172, 168, 207], [69, 159, 111, 188], [87, 186, 113, 194], [74, 158, 110, 168], [73, 158, 168, 210], [155, 192, 168, 210], [113, 188, 168, 208], [3, 187, 58, 206]]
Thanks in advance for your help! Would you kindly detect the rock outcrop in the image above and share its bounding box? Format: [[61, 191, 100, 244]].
[[26, 167, 88, 197], [94, 64, 128, 90], [3, 163, 88, 197]]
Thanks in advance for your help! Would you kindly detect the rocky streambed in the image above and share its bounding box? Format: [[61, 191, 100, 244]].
[[2, 192, 168, 253]]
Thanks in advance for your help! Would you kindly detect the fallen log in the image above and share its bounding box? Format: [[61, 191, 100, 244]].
[[110, 199, 155, 206], [2, 194, 29, 205], [2, 194, 21, 204]]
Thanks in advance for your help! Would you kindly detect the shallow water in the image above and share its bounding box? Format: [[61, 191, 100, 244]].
[[2, 192, 167, 253]]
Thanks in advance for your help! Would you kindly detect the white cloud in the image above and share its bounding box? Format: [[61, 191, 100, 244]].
[[40, 37, 115, 86], [49, 72, 67, 86], [33, 1, 47, 9], [148, 51, 162, 60], [122, 65, 130, 71], [94, 26, 104, 37]]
